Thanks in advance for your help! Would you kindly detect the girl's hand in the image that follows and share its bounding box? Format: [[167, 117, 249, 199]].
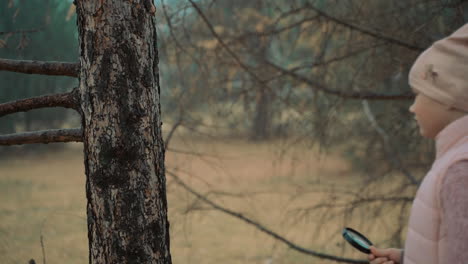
[[368, 246, 403, 264]]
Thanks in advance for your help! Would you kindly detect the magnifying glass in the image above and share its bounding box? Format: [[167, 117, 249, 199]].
[[342, 227, 373, 254]]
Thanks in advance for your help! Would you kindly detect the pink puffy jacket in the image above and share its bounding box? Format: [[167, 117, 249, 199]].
[[404, 115, 468, 264]]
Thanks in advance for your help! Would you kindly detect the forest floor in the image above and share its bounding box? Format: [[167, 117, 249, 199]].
[[0, 134, 412, 264]]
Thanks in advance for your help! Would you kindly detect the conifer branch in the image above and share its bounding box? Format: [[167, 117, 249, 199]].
[[0, 58, 79, 77], [0, 128, 82, 146], [0, 88, 80, 118]]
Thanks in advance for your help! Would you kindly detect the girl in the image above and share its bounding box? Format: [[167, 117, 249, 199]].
[[368, 24, 468, 264]]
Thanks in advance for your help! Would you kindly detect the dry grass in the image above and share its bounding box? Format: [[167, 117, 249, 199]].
[[0, 137, 411, 264]]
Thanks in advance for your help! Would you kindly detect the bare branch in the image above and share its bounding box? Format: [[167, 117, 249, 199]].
[[40, 233, 47, 264], [188, 0, 265, 85], [186, 2, 413, 101], [305, 4, 425, 51], [265, 59, 414, 100], [0, 88, 80, 118], [188, 0, 306, 116], [161, 0, 201, 64], [265, 43, 385, 84], [0, 58, 79, 77], [167, 170, 368, 264], [164, 118, 183, 151], [308, 195, 414, 211], [0, 128, 82, 146], [226, 15, 320, 44], [362, 100, 419, 184], [167, 147, 221, 158]]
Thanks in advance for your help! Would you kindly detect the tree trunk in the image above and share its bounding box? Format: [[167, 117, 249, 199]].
[[251, 87, 271, 141], [76, 1, 172, 263]]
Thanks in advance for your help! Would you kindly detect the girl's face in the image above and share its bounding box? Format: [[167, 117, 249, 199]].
[[409, 92, 457, 139]]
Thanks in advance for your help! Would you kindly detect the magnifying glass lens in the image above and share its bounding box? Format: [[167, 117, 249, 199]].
[[342, 227, 373, 254], [348, 231, 369, 247]]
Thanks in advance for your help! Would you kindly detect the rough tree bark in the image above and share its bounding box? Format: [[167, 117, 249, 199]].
[[76, 1, 172, 263]]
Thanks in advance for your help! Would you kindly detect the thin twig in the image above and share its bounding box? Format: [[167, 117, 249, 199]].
[[362, 101, 419, 184], [167, 147, 220, 158], [164, 116, 183, 151], [188, 0, 265, 85], [0, 58, 79, 77], [161, 0, 204, 67], [188, 0, 307, 117], [0, 88, 80, 118], [226, 15, 320, 44], [266, 59, 414, 100], [40, 234, 46, 264], [305, 4, 424, 51], [0, 128, 82, 146], [167, 170, 367, 264]]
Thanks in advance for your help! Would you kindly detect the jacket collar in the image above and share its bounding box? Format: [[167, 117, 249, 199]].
[[435, 115, 468, 159]]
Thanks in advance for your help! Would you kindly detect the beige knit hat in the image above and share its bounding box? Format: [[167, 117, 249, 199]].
[[409, 24, 468, 112]]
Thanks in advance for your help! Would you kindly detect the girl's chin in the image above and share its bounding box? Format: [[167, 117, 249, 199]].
[[418, 127, 427, 137], [419, 128, 436, 139]]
